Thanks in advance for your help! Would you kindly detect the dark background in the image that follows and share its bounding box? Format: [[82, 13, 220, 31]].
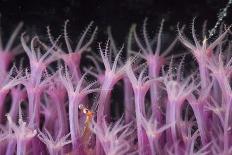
[[0, 0, 231, 42]]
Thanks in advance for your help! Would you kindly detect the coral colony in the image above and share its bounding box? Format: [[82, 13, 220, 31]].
[[1, 4, 232, 155]]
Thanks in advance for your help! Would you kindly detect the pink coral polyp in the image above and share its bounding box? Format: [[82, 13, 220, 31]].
[[0, 18, 231, 155]]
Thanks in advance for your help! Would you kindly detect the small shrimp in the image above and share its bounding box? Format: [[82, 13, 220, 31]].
[[79, 104, 95, 153], [79, 104, 94, 135], [66, 104, 95, 155]]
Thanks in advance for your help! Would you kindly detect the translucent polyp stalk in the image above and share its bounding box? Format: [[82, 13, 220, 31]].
[[48, 148, 59, 155], [134, 89, 150, 155], [27, 88, 42, 127], [198, 61, 209, 89], [166, 100, 180, 144], [123, 77, 134, 123], [150, 84, 162, 121], [16, 139, 27, 155], [148, 57, 163, 123], [191, 103, 208, 145], [148, 138, 156, 155], [69, 96, 85, 155], [69, 98, 76, 148], [223, 97, 232, 155], [147, 137, 162, 155]]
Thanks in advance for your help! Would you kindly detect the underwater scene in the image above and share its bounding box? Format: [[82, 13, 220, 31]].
[[0, 0, 232, 154]]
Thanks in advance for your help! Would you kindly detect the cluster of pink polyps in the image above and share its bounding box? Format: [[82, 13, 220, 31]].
[[0, 19, 231, 155]]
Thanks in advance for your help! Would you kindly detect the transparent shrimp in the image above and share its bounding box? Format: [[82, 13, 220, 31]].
[[79, 104, 95, 154], [66, 104, 94, 155], [79, 104, 94, 138]]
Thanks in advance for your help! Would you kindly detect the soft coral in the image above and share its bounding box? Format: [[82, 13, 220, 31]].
[[59, 66, 98, 154]]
